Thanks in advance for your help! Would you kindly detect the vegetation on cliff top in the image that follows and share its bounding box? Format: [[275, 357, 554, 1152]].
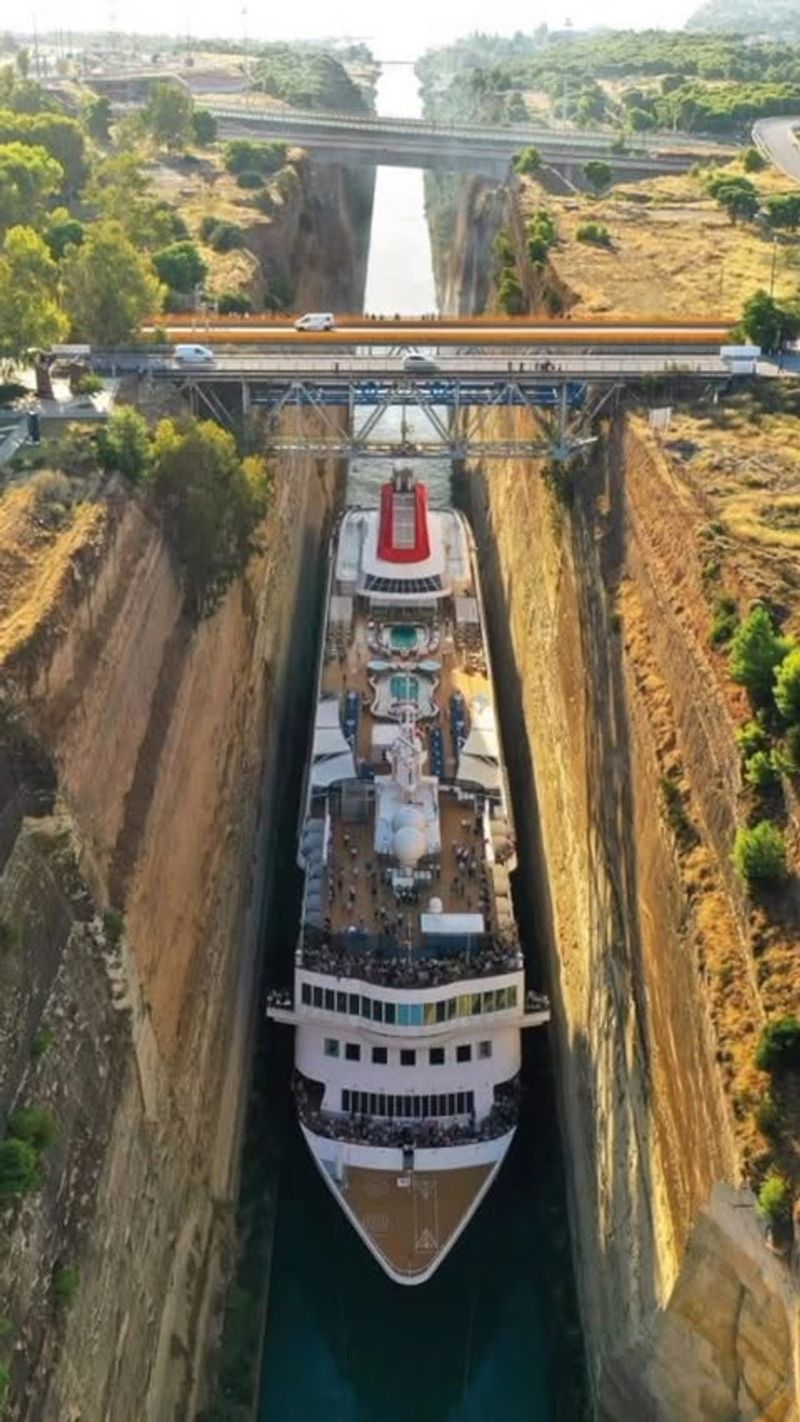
[[686, 0, 800, 42]]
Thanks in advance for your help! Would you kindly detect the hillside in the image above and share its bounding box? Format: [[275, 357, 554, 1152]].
[[686, 0, 800, 42]]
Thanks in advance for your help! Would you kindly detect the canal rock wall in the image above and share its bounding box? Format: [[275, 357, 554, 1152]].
[[0, 169, 364, 1419], [465, 419, 800, 1421]]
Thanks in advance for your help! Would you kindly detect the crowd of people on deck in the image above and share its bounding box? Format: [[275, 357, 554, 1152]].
[[300, 935, 522, 988], [296, 1092, 518, 1149]]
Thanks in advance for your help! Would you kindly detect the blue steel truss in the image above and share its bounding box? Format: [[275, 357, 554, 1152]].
[[249, 379, 588, 410]]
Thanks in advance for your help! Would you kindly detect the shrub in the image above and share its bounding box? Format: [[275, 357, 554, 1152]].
[[222, 139, 287, 177], [98, 407, 150, 484], [31, 1027, 53, 1059], [192, 108, 217, 145], [206, 222, 245, 253], [742, 145, 766, 172], [711, 595, 739, 646], [152, 240, 207, 294], [103, 907, 124, 947], [53, 1265, 79, 1306], [513, 145, 542, 175], [774, 646, 800, 723], [583, 159, 612, 193], [235, 170, 264, 190], [217, 291, 252, 315], [729, 606, 791, 705], [498, 272, 525, 315], [756, 1172, 792, 1226], [659, 771, 697, 846], [8, 1106, 58, 1153], [0, 381, 27, 405], [753, 1094, 781, 1137], [0, 1138, 38, 1198], [0, 917, 21, 954], [0, 1363, 7, 1405], [576, 221, 612, 247], [736, 719, 768, 757], [755, 1015, 800, 1072], [71, 371, 104, 396], [198, 215, 218, 242], [732, 820, 788, 886], [743, 749, 780, 790], [783, 722, 800, 771]]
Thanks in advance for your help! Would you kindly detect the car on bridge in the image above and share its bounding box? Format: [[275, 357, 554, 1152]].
[[174, 344, 215, 365], [294, 312, 336, 331], [403, 353, 439, 374]]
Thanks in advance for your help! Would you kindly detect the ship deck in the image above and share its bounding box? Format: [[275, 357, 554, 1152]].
[[339, 1162, 494, 1281]]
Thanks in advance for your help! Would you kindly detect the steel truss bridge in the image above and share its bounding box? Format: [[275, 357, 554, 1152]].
[[135, 352, 731, 463]]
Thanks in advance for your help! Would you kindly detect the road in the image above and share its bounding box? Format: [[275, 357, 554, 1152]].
[[149, 352, 732, 380], [752, 117, 800, 181], [143, 319, 732, 350]]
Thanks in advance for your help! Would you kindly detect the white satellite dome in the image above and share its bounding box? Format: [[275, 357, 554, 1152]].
[[428, 896, 443, 914], [393, 824, 426, 867], [393, 805, 425, 832]]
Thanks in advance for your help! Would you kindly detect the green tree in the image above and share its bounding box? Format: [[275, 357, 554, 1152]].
[[62, 221, 163, 345], [512, 145, 542, 175], [740, 288, 800, 350], [192, 108, 217, 145], [0, 141, 62, 230], [84, 94, 111, 143], [583, 159, 612, 194], [742, 145, 766, 171], [53, 1265, 79, 1306], [99, 406, 151, 483], [0, 1137, 38, 1197], [144, 81, 193, 151], [729, 605, 792, 703], [43, 206, 84, 259], [152, 240, 207, 293], [755, 1015, 800, 1072], [222, 139, 288, 176], [715, 180, 759, 223], [8, 1106, 58, 1152], [149, 418, 272, 614], [0, 111, 87, 195], [0, 225, 67, 363], [498, 271, 525, 315], [764, 194, 800, 230], [576, 221, 612, 246], [732, 820, 789, 886], [774, 646, 800, 721], [756, 1172, 792, 1226]]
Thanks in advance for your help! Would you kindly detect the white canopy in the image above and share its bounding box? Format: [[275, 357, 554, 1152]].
[[311, 697, 355, 788], [420, 912, 485, 935], [457, 695, 501, 789]]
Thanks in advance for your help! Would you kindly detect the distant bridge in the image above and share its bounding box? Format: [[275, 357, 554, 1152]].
[[209, 103, 735, 177]]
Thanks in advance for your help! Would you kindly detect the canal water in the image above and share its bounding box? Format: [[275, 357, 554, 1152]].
[[257, 63, 586, 1422]]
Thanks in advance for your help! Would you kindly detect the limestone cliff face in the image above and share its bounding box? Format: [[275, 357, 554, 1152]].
[[0, 158, 366, 1419], [465, 424, 800, 1420]]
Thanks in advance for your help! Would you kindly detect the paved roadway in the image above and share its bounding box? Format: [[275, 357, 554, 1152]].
[[752, 117, 800, 182], [145, 320, 732, 350]]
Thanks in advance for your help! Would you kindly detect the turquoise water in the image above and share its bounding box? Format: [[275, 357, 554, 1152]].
[[390, 625, 419, 651], [259, 1041, 576, 1422]]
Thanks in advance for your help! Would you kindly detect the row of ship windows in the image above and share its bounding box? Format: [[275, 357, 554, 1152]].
[[302, 983, 518, 1023], [324, 1039, 493, 1065], [341, 1089, 476, 1119]]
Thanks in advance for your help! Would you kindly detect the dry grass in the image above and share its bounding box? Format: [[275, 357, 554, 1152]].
[[0, 485, 108, 665], [521, 160, 800, 317]]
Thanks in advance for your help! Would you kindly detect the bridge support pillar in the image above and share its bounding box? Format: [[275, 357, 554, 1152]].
[[242, 380, 252, 418]]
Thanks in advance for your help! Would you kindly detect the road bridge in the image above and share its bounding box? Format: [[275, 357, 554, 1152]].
[[210, 103, 735, 177], [105, 345, 736, 463]]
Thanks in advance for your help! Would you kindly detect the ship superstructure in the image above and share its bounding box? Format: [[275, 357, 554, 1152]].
[[268, 468, 549, 1284]]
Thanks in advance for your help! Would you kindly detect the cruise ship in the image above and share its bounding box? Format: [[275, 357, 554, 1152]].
[[268, 468, 549, 1284]]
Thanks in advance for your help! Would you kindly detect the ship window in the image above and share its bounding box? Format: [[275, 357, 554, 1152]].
[[435, 1000, 447, 1023], [312, 987, 323, 1008], [429, 1047, 445, 1065], [439, 1095, 447, 1116], [378, 1094, 386, 1115], [457, 1092, 466, 1113], [372, 999, 384, 1023], [446, 997, 457, 1021], [387, 1095, 395, 1118], [372, 1046, 388, 1065], [400, 1049, 416, 1067], [447, 1093, 456, 1114], [301, 983, 311, 1005], [397, 1004, 410, 1027], [471, 993, 482, 1015], [345, 1043, 360, 1062], [361, 996, 372, 1020], [409, 1004, 424, 1027], [467, 1092, 475, 1113], [349, 993, 360, 1015], [421, 1095, 430, 1117], [401, 1096, 410, 1117], [456, 1044, 472, 1064], [507, 986, 518, 1008], [478, 1040, 492, 1059], [369, 1094, 377, 1114], [424, 1001, 437, 1026], [324, 1038, 339, 1057], [384, 1002, 396, 1025], [336, 992, 347, 1013], [342, 1089, 350, 1112], [483, 990, 495, 1013], [324, 989, 335, 1011], [411, 1097, 420, 1118], [496, 988, 508, 1010]]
